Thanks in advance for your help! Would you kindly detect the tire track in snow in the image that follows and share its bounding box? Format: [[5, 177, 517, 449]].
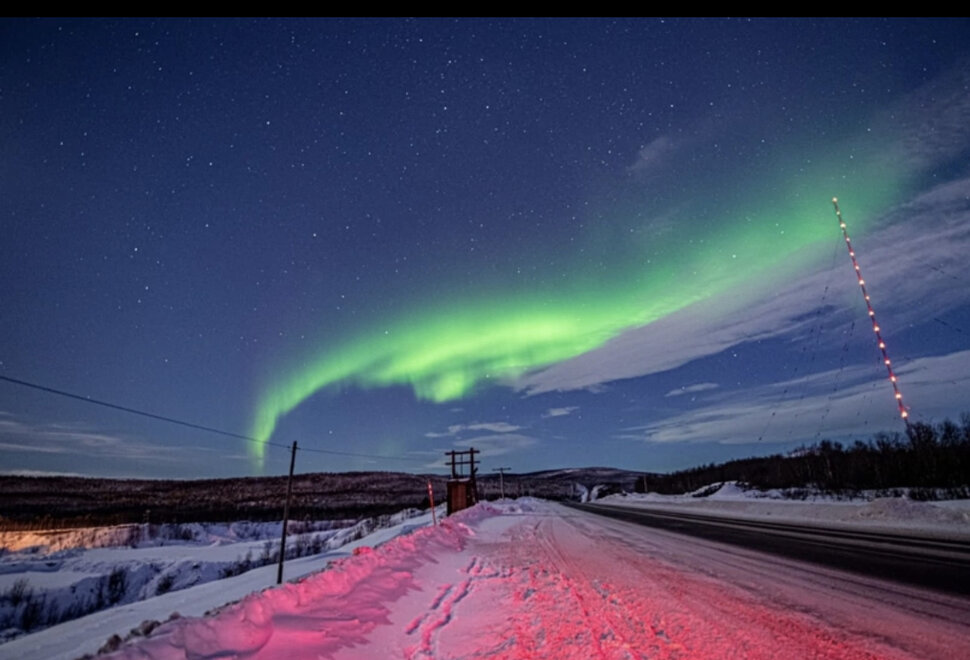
[[484, 516, 646, 659], [406, 554, 509, 659], [533, 519, 643, 659], [568, 508, 970, 631], [544, 504, 948, 659], [458, 504, 935, 659]]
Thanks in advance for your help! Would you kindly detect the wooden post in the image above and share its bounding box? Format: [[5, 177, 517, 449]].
[[493, 467, 510, 499], [427, 480, 437, 526], [276, 440, 297, 585]]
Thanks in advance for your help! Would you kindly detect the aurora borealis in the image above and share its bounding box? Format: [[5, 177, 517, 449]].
[[250, 177, 900, 463], [3, 18, 970, 478]]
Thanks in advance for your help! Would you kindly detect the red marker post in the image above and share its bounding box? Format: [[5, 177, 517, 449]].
[[427, 480, 437, 526]]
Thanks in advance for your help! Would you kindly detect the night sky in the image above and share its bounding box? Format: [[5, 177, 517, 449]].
[[3, 18, 970, 479]]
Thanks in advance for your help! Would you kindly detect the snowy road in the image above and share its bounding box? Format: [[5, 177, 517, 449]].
[[394, 503, 970, 659], [572, 502, 970, 595], [94, 499, 969, 659]]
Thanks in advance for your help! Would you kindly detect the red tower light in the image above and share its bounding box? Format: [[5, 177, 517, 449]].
[[832, 198, 910, 428]]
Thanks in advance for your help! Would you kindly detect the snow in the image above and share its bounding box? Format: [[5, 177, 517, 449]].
[[0, 519, 348, 555], [3, 495, 969, 659], [0, 509, 436, 656], [597, 482, 970, 540]]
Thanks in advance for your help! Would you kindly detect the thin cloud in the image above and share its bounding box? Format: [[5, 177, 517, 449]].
[[628, 136, 677, 176], [0, 441, 68, 454], [623, 350, 970, 446], [515, 57, 970, 400], [878, 56, 970, 172], [453, 433, 538, 457], [0, 416, 213, 466], [0, 468, 86, 477], [665, 383, 719, 398], [515, 175, 970, 397], [425, 421, 522, 438], [414, 431, 537, 468], [542, 406, 579, 418]]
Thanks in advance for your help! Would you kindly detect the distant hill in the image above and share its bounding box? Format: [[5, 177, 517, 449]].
[[0, 467, 646, 530]]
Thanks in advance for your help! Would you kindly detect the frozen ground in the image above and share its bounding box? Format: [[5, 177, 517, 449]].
[[7, 497, 962, 660], [0, 509, 434, 654], [597, 482, 970, 540]]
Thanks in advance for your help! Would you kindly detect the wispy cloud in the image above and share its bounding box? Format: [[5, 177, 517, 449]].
[[425, 421, 521, 438], [0, 468, 86, 477], [516, 58, 970, 401], [453, 433, 538, 457], [0, 419, 153, 456], [665, 383, 719, 398], [621, 350, 970, 446], [542, 406, 579, 418], [0, 416, 209, 466], [0, 439, 68, 454], [515, 175, 970, 396], [878, 56, 970, 172], [414, 430, 538, 469], [627, 136, 677, 176]]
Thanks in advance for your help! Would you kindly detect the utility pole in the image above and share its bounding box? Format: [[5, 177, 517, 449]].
[[493, 467, 511, 499], [468, 447, 478, 501], [276, 440, 297, 585]]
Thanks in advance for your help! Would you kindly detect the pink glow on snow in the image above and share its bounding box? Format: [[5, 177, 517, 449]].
[[102, 500, 969, 659]]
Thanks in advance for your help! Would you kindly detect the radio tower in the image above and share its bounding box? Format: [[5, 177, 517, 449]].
[[831, 198, 910, 428]]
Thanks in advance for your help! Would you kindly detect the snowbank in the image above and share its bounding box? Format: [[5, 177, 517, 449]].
[[598, 482, 970, 540], [99, 504, 503, 659]]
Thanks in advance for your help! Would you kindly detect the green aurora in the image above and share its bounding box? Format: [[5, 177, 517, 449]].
[[250, 151, 904, 466]]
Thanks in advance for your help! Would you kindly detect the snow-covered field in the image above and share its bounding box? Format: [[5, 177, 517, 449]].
[[0, 509, 431, 653], [597, 482, 970, 540], [3, 496, 966, 660], [3, 492, 969, 659]]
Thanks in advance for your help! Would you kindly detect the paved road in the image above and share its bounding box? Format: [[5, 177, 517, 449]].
[[569, 502, 970, 596]]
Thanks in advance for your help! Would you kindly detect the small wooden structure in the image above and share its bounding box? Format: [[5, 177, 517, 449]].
[[444, 447, 478, 515]]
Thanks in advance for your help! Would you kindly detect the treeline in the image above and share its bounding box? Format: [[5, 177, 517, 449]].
[[0, 472, 450, 531], [635, 416, 970, 498], [0, 467, 642, 531]]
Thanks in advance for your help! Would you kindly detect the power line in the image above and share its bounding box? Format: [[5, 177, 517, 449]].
[[0, 374, 428, 463], [933, 316, 967, 336], [927, 264, 962, 282], [0, 374, 283, 448], [297, 444, 427, 462], [765, 234, 842, 444]]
